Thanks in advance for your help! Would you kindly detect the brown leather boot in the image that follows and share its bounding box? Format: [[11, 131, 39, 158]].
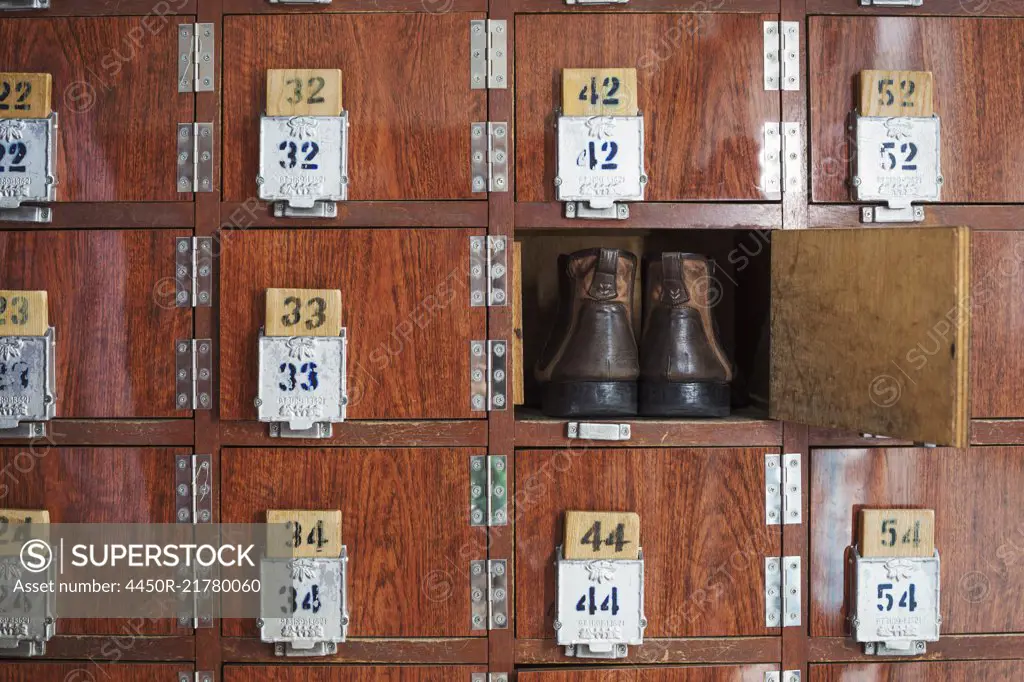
[[535, 248, 639, 417], [639, 252, 732, 417]]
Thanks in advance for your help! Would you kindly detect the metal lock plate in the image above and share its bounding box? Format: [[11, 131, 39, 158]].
[[257, 332, 348, 436], [555, 546, 645, 658], [260, 551, 349, 656], [556, 115, 645, 216], [0, 1, 50, 10], [0, 328, 55, 432], [258, 113, 349, 209], [0, 114, 57, 210], [0, 555, 56, 657], [853, 115, 941, 219], [851, 548, 940, 655]]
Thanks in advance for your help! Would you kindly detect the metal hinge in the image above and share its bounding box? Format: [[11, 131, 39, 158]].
[[179, 673, 214, 682], [768, 453, 802, 525], [470, 340, 508, 412], [0, 0, 48, 8], [472, 674, 508, 682], [765, 674, 801, 682], [766, 556, 801, 628], [175, 454, 213, 525], [175, 237, 213, 308], [764, 21, 799, 91], [176, 339, 213, 411], [761, 122, 801, 198], [861, 0, 921, 5], [178, 23, 214, 93], [470, 455, 507, 527], [470, 20, 506, 89], [470, 559, 508, 630], [471, 122, 509, 193], [177, 123, 215, 193], [469, 236, 508, 307]]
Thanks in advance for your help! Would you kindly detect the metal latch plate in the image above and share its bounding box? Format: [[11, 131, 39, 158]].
[[860, 0, 922, 5], [257, 332, 348, 433], [260, 552, 349, 656], [854, 115, 942, 211], [0, 555, 56, 656], [852, 548, 940, 655], [557, 115, 645, 210], [0, 328, 56, 431], [555, 546, 645, 658], [0, 113, 57, 209], [259, 114, 349, 209], [0, 1, 50, 8], [566, 422, 631, 441]]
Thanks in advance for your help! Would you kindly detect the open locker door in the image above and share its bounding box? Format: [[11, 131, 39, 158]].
[[771, 227, 970, 447]]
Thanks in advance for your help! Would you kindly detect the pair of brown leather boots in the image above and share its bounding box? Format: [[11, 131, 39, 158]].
[[535, 248, 732, 418]]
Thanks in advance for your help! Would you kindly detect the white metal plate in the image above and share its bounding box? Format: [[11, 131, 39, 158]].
[[556, 115, 645, 209], [0, 114, 56, 209], [259, 114, 348, 209], [0, 328, 55, 430], [853, 550, 941, 650], [260, 553, 348, 655], [854, 115, 941, 209], [257, 333, 347, 431], [556, 547, 645, 658]]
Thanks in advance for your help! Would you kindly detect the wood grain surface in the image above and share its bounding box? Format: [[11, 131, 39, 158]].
[[0, 230, 192, 418], [811, 16, 1024, 203], [515, 448, 779, 638], [225, 666, 485, 682], [519, 666, 778, 682], [810, 661, 1024, 682], [0, 447, 184, 635], [219, 229, 485, 421], [811, 447, 1024, 636], [515, 13, 777, 202], [221, 448, 486, 638], [0, 663, 190, 682], [771, 227, 970, 447], [223, 13, 485, 201], [0, 18, 191, 201]]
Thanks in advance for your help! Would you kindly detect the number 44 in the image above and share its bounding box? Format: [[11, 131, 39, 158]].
[[581, 521, 630, 553]]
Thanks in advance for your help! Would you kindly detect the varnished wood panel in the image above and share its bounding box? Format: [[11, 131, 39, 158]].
[[0, 230, 191, 418], [0, 18, 192, 202], [219, 229, 484, 420], [810, 447, 1024, 636], [222, 637, 488, 663], [516, 638, 781, 664], [771, 227, 970, 447], [810, 661, 1024, 682], [225, 666, 485, 682], [970, 231, 1024, 417], [221, 448, 487, 637], [0, 447, 184, 635], [810, 16, 1024, 203], [222, 14, 485, 202], [0, 663, 189, 682], [515, 448, 779, 638], [515, 13, 778, 202], [519, 666, 777, 682]]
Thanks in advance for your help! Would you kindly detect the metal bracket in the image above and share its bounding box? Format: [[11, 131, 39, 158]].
[[175, 339, 213, 411], [860, 0, 921, 5], [470, 340, 507, 411], [178, 24, 214, 93], [765, 673, 800, 682], [469, 236, 508, 306], [0, 206, 51, 223], [177, 123, 215, 193], [470, 455, 507, 527], [782, 122, 802, 195], [472, 674, 509, 682], [178, 674, 214, 682], [861, 205, 925, 223], [761, 122, 782, 199], [470, 559, 509, 630], [175, 237, 213, 308], [766, 454, 782, 526], [782, 453, 802, 525], [764, 22, 800, 91], [273, 202, 338, 219], [471, 122, 508, 193], [766, 556, 801, 627], [565, 0, 627, 4], [470, 20, 507, 90], [0, 422, 46, 439], [565, 202, 630, 220], [175, 454, 213, 525], [566, 422, 631, 441], [0, 0, 49, 8]]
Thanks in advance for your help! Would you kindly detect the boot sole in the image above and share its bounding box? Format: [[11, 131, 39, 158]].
[[639, 381, 730, 418], [542, 381, 637, 418]]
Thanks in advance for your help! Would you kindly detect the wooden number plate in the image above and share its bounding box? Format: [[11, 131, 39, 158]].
[[265, 288, 342, 337], [0, 73, 51, 120], [0, 509, 49, 557], [860, 508, 935, 558], [267, 509, 343, 558], [267, 69, 343, 117], [564, 510, 640, 560], [0, 290, 48, 337], [562, 68, 638, 117], [860, 70, 934, 118]]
